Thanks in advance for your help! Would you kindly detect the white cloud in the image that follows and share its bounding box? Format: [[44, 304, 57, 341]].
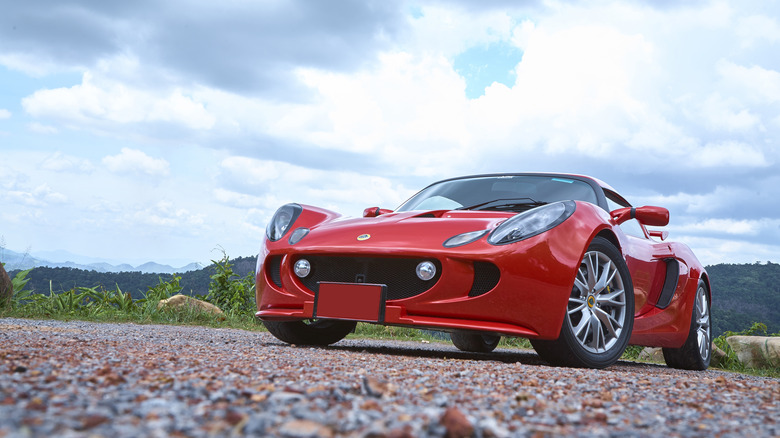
[[3, 1, 780, 265], [675, 235, 780, 266], [213, 188, 264, 209], [405, 6, 515, 56], [5, 184, 68, 207], [673, 218, 780, 236], [0, 53, 62, 77], [696, 141, 769, 168], [697, 94, 762, 132], [130, 201, 205, 229], [717, 60, 780, 104], [26, 122, 59, 134], [22, 67, 216, 131], [102, 148, 169, 177], [0, 109, 10, 119], [216, 156, 412, 217], [41, 152, 95, 173], [736, 14, 780, 47]]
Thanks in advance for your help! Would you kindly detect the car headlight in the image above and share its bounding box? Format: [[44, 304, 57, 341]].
[[443, 230, 489, 248], [266, 203, 303, 242], [487, 201, 576, 245]]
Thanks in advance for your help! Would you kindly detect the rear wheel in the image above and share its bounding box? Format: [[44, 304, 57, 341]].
[[451, 331, 501, 353], [263, 319, 357, 346], [531, 236, 634, 368], [662, 281, 711, 370]]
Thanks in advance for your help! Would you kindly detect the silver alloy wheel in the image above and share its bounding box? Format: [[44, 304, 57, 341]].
[[568, 250, 628, 354], [695, 285, 711, 359]]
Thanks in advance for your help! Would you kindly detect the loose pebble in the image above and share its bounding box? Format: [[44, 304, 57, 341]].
[[0, 318, 778, 437]]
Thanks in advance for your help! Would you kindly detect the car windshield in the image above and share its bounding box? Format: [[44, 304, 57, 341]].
[[397, 175, 599, 213]]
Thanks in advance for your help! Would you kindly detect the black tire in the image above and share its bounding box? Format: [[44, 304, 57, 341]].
[[531, 236, 634, 369], [263, 319, 357, 346], [662, 280, 711, 370], [450, 331, 501, 353]]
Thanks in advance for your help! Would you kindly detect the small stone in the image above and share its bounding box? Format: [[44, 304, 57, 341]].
[[278, 419, 333, 438], [225, 410, 247, 426], [362, 376, 390, 397], [268, 391, 305, 404], [78, 414, 110, 430], [441, 407, 474, 438]]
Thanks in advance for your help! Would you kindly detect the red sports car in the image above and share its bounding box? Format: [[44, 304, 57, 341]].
[[255, 173, 712, 369]]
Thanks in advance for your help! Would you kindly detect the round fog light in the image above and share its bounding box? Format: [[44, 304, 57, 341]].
[[294, 259, 311, 278], [416, 261, 437, 281]]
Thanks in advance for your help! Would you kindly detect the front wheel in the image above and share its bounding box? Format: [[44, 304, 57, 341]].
[[531, 236, 634, 369], [263, 319, 357, 346], [451, 331, 501, 353], [662, 281, 711, 370]]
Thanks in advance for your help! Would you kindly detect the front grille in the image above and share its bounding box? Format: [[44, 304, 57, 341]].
[[268, 256, 283, 288], [468, 262, 500, 297], [297, 256, 442, 300]]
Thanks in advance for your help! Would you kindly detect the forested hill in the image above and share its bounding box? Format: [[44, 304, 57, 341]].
[[10, 256, 257, 301], [9, 259, 779, 337], [706, 262, 779, 337]]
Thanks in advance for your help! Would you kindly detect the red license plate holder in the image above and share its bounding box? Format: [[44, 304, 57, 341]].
[[314, 282, 387, 322]]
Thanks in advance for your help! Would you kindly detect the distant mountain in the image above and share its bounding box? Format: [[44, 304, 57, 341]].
[[0, 248, 47, 270], [0, 248, 203, 274]]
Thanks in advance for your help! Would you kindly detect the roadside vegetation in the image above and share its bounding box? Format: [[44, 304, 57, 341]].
[[2, 256, 777, 377], [1, 254, 259, 330]]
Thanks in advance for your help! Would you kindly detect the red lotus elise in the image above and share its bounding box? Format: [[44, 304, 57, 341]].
[[255, 173, 712, 369]]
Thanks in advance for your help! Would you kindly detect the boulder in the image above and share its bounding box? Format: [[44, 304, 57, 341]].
[[711, 342, 728, 368], [157, 294, 223, 316], [726, 336, 780, 369], [0, 264, 12, 308], [638, 347, 665, 363]]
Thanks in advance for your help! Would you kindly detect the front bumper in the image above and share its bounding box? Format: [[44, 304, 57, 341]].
[[255, 229, 587, 340]]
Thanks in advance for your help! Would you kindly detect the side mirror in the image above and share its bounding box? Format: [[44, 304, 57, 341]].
[[611, 206, 669, 227], [363, 207, 394, 218]]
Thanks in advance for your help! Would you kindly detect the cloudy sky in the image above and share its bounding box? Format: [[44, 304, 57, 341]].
[[1, 0, 779, 267]]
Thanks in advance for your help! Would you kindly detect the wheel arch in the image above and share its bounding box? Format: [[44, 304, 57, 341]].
[[699, 271, 712, 298], [594, 228, 622, 254]]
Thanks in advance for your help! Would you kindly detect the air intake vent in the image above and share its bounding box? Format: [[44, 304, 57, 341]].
[[468, 262, 500, 297], [268, 256, 283, 288]]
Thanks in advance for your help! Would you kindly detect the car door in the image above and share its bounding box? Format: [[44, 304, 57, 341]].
[[605, 195, 679, 313]]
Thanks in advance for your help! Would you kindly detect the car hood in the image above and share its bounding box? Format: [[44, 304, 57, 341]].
[[294, 210, 514, 253]]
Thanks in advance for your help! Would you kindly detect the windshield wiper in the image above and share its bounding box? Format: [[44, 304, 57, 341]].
[[456, 197, 547, 212]]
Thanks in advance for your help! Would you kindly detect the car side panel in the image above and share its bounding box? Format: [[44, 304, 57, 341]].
[[628, 241, 706, 348]]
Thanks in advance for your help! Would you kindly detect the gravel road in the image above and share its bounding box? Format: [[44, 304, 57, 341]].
[[1, 318, 778, 437]]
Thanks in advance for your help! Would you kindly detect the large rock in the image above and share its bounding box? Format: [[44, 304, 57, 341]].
[[0, 263, 12, 308], [157, 294, 223, 316], [638, 347, 665, 363], [640, 343, 727, 367], [726, 336, 780, 369], [711, 342, 728, 368]]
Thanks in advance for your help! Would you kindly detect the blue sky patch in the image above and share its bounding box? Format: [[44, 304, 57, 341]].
[[454, 41, 523, 99]]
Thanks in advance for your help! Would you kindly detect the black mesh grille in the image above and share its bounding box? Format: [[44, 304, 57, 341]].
[[268, 256, 283, 288], [298, 256, 442, 300], [468, 262, 500, 297]]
